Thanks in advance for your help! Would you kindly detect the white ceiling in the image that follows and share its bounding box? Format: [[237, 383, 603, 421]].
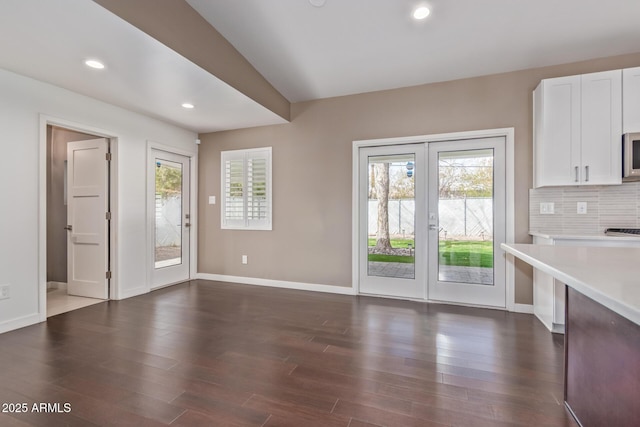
[[1, 0, 639, 133], [188, 0, 640, 102], [0, 0, 287, 133]]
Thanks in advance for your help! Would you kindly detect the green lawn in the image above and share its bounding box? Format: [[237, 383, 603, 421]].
[[368, 239, 493, 268], [368, 254, 415, 263], [367, 238, 414, 248], [438, 240, 493, 268]]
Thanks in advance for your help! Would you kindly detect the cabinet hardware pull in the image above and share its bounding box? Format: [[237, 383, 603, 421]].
[[585, 165, 589, 182], [575, 166, 579, 182]]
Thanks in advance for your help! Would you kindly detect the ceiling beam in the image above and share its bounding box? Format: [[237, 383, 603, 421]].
[[93, 0, 290, 122]]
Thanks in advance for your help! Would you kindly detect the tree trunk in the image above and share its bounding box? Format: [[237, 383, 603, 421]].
[[374, 163, 392, 250], [369, 164, 376, 199]]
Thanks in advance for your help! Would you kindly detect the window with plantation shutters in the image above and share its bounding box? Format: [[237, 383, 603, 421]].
[[221, 147, 272, 230]]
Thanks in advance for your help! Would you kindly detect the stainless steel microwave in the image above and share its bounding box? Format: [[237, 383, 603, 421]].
[[623, 132, 640, 181]]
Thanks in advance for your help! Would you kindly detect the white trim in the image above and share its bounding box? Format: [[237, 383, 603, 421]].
[[109, 138, 120, 300], [146, 140, 198, 157], [117, 286, 148, 300], [146, 141, 198, 292], [196, 273, 357, 296], [351, 142, 360, 296], [514, 303, 534, 314], [352, 128, 516, 310], [38, 115, 120, 321], [354, 128, 514, 146], [505, 128, 516, 311], [46, 281, 67, 290], [0, 313, 41, 334]]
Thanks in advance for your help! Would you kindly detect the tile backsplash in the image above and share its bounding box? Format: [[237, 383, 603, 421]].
[[530, 182, 640, 234]]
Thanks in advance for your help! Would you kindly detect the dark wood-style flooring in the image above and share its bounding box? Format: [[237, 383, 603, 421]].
[[0, 280, 578, 426]]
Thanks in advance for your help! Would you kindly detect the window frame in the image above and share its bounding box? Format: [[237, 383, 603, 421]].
[[220, 147, 272, 230]]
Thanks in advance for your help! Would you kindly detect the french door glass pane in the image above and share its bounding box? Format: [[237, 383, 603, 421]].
[[155, 159, 183, 269], [367, 154, 415, 279], [437, 149, 494, 285]]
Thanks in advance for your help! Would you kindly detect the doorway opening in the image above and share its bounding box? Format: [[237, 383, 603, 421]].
[[353, 129, 514, 309], [45, 124, 112, 317]]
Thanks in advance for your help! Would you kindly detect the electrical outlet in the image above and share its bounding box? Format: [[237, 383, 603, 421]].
[[0, 285, 9, 300], [242, 255, 248, 265], [577, 202, 587, 214], [540, 202, 555, 215]]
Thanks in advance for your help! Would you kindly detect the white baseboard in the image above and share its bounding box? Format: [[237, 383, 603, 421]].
[[117, 286, 148, 300], [513, 303, 534, 314], [47, 281, 67, 290], [196, 273, 356, 296], [0, 313, 42, 334]]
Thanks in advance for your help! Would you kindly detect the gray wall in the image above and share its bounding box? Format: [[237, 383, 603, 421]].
[[198, 52, 640, 305]]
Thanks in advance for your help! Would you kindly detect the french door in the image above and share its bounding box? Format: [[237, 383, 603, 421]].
[[358, 144, 426, 298], [150, 150, 191, 288], [358, 136, 506, 308], [427, 137, 506, 307]]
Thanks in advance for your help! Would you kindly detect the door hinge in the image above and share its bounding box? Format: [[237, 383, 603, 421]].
[[106, 211, 111, 220], [106, 271, 112, 279], [106, 152, 112, 161]]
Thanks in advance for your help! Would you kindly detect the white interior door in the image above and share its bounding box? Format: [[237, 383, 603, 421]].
[[358, 144, 426, 299], [427, 137, 506, 308], [150, 150, 190, 288], [67, 138, 110, 299]]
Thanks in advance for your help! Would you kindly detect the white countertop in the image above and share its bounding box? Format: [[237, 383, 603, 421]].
[[501, 243, 640, 326], [529, 231, 640, 241]]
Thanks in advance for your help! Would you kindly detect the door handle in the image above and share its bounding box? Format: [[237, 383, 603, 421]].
[[574, 166, 579, 182], [64, 225, 72, 231], [585, 165, 589, 182], [185, 223, 191, 228]]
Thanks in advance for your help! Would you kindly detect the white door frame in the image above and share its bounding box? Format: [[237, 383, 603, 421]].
[[38, 115, 119, 321], [145, 141, 198, 292], [352, 128, 515, 311]]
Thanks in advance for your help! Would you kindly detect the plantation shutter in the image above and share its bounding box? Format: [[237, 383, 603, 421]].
[[222, 152, 245, 228], [221, 147, 272, 230]]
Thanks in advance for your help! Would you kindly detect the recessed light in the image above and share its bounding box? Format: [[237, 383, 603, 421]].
[[413, 6, 431, 20], [182, 103, 195, 109], [85, 59, 105, 69], [309, 0, 326, 7]]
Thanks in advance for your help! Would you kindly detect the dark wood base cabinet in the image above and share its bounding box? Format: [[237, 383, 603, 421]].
[[565, 287, 640, 427]]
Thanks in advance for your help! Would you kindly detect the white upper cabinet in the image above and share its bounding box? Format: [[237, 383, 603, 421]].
[[581, 71, 622, 185], [534, 70, 622, 188], [623, 67, 640, 133], [534, 75, 581, 187]]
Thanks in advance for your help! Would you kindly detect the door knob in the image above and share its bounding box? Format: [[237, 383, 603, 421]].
[[64, 225, 72, 231]]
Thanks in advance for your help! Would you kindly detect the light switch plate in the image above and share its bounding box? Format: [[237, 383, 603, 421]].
[[208, 196, 216, 205], [540, 202, 555, 215]]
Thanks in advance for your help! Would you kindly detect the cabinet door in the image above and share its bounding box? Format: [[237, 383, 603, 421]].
[[623, 67, 640, 133], [534, 75, 581, 187], [581, 70, 622, 185]]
